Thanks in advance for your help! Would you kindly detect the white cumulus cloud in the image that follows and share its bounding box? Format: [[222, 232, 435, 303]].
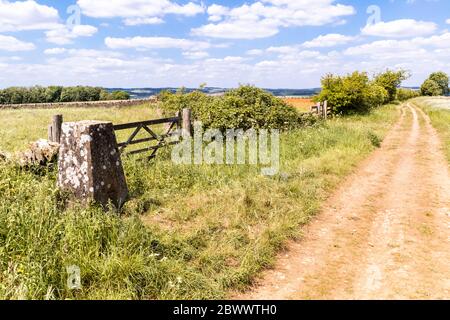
[[302, 34, 356, 48], [105, 36, 211, 51], [182, 51, 210, 60], [0, 34, 35, 51], [123, 17, 164, 26], [0, 0, 60, 32], [77, 0, 204, 25], [361, 19, 437, 38], [44, 48, 67, 55], [246, 49, 264, 56], [45, 25, 98, 45], [192, 0, 355, 39]]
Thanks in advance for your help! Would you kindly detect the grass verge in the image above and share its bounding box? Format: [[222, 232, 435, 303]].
[[412, 97, 450, 164], [0, 104, 399, 299]]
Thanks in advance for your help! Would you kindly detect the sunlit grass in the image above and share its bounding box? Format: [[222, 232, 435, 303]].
[[0, 103, 159, 152], [0, 104, 399, 299], [413, 97, 450, 164]]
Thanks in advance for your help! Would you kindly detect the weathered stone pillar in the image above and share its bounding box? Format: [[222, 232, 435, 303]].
[[58, 121, 128, 209]]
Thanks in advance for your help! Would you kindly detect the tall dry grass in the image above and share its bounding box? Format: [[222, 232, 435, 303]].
[[0, 104, 399, 299]]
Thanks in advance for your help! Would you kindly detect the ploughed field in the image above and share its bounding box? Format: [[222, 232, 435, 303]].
[[282, 98, 314, 112]]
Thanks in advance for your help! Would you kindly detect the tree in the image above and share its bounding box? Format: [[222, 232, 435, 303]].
[[110, 90, 130, 100], [100, 90, 111, 101], [374, 69, 410, 102], [0, 90, 7, 104], [0, 86, 131, 104], [421, 79, 443, 96], [28, 86, 46, 103], [317, 71, 381, 114], [45, 86, 63, 102], [60, 87, 78, 102], [397, 88, 420, 101], [5, 87, 25, 104], [364, 83, 389, 108], [428, 72, 449, 95]]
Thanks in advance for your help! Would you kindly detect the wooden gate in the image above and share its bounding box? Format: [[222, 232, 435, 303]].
[[310, 101, 331, 119], [113, 115, 181, 159]]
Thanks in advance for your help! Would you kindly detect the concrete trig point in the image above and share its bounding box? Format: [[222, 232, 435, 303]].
[[57, 120, 128, 209]]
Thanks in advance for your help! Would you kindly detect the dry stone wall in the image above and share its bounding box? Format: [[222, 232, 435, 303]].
[[0, 98, 157, 110]]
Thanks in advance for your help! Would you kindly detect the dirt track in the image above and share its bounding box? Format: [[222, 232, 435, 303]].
[[238, 103, 450, 300]]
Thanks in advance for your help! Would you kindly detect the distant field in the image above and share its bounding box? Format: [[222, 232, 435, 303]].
[[414, 97, 450, 110], [282, 98, 314, 112], [0, 104, 159, 152]]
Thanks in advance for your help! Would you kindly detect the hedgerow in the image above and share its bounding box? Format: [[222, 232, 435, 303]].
[[315, 69, 409, 114], [159, 85, 315, 131], [397, 88, 420, 101]]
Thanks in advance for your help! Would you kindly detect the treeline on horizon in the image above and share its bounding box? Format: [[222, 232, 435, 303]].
[[0, 86, 130, 105]]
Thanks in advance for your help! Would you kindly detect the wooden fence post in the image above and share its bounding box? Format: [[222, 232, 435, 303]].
[[48, 114, 63, 143], [182, 108, 192, 137], [323, 101, 328, 120], [48, 125, 53, 142], [316, 102, 322, 117], [175, 110, 181, 130]]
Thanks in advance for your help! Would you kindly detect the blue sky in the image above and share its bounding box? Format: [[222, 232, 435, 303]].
[[0, 0, 449, 88]]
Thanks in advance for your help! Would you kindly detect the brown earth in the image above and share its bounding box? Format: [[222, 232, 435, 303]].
[[236, 103, 450, 300], [282, 98, 314, 112]]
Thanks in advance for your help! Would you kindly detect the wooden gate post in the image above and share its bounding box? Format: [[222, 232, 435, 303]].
[[182, 108, 192, 137], [48, 114, 63, 143], [316, 102, 322, 117], [175, 110, 181, 132], [323, 101, 328, 120]]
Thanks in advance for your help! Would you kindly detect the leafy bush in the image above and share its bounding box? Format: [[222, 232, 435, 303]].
[[158, 88, 212, 116], [421, 79, 443, 96], [60, 86, 103, 102], [428, 72, 449, 95], [364, 83, 389, 108], [0, 86, 130, 104], [397, 88, 420, 101], [159, 85, 306, 130], [316, 72, 389, 114], [100, 90, 131, 101], [374, 69, 410, 102], [44, 86, 63, 103], [110, 90, 130, 100], [420, 71, 449, 96], [316, 69, 410, 114]]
